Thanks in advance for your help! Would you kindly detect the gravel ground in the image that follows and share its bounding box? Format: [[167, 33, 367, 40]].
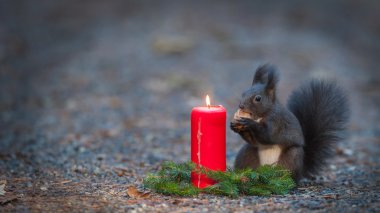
[[0, 0, 379, 212]]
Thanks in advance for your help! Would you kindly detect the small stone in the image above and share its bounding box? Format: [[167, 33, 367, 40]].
[[0, 182, 6, 196], [72, 165, 86, 173], [343, 149, 354, 156], [94, 167, 101, 175], [96, 154, 106, 161], [79, 147, 86, 153]]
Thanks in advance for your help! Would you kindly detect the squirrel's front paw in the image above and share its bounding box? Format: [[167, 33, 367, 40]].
[[231, 117, 255, 132], [230, 120, 246, 132], [235, 117, 255, 129]]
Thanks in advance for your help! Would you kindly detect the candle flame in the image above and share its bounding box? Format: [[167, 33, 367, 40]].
[[206, 95, 211, 108]]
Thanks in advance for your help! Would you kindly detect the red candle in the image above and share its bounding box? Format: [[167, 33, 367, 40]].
[[191, 95, 226, 188]]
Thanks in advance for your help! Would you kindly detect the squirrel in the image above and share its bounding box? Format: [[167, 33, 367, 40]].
[[230, 64, 349, 182]]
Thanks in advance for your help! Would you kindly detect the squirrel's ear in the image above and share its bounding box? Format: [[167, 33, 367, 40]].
[[252, 64, 279, 88], [253, 64, 279, 98]]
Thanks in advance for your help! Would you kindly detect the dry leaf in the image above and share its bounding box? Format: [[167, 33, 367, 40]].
[[323, 194, 338, 199], [240, 177, 249, 183], [59, 180, 72, 185], [172, 199, 182, 205], [113, 167, 128, 177], [0, 194, 18, 205], [126, 186, 150, 199]]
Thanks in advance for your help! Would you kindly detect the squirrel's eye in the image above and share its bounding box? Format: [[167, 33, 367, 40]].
[[254, 95, 262, 102]]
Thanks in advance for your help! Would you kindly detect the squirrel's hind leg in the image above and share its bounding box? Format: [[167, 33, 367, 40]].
[[234, 144, 260, 170], [278, 146, 304, 183]]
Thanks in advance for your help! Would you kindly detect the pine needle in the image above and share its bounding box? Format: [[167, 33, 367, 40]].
[[143, 161, 295, 197]]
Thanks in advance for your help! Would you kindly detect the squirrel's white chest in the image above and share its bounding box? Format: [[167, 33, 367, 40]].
[[258, 145, 282, 165]]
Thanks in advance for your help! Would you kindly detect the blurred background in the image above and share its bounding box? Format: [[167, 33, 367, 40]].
[[0, 0, 379, 211]]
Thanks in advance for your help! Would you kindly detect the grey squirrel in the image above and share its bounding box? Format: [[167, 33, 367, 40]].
[[230, 64, 349, 182]]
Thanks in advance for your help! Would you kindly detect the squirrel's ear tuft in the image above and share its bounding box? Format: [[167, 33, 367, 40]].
[[252, 64, 279, 90]]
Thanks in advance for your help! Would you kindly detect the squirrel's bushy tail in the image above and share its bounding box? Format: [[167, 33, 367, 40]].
[[287, 79, 349, 177]]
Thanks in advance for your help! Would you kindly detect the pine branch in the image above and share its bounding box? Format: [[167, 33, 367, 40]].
[[143, 161, 295, 197]]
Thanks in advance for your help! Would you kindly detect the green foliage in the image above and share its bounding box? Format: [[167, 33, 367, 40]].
[[143, 162, 199, 196], [202, 181, 239, 197], [143, 162, 295, 198]]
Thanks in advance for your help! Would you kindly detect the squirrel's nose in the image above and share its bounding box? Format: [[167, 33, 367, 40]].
[[239, 102, 245, 109]]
